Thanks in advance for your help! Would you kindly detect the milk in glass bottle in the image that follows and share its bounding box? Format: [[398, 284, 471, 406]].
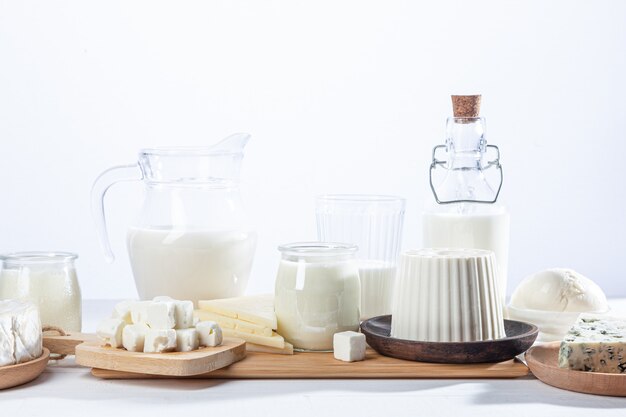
[[422, 95, 510, 304]]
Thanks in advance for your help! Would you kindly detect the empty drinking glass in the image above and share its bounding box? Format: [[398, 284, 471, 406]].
[[316, 195, 405, 320]]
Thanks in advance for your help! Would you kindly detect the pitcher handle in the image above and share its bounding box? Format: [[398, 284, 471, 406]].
[[90, 164, 144, 262]]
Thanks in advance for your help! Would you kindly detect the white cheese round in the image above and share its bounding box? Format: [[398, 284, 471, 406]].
[[510, 268, 608, 312], [0, 299, 43, 366]]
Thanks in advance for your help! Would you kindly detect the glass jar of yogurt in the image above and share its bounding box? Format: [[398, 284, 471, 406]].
[[0, 252, 82, 331], [274, 242, 361, 351]]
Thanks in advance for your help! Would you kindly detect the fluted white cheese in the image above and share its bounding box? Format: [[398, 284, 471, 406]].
[[0, 300, 42, 366]]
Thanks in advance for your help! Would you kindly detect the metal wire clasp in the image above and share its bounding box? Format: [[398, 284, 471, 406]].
[[429, 144, 503, 204]]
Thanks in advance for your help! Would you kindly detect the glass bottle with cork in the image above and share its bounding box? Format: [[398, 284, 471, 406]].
[[422, 95, 510, 304]]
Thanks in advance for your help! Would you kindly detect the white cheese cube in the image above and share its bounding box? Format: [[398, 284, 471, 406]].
[[176, 328, 199, 352], [174, 300, 194, 329], [130, 301, 152, 324], [122, 323, 150, 352], [97, 318, 126, 348], [143, 329, 177, 353], [197, 321, 223, 347], [333, 331, 366, 362], [112, 300, 134, 324], [146, 301, 176, 329]]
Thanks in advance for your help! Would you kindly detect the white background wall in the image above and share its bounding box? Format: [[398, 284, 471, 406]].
[[1, 0, 625, 300]]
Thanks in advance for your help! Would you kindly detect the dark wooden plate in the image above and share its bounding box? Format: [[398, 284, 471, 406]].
[[361, 316, 538, 364]]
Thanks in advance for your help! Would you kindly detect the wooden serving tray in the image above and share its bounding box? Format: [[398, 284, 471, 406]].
[[91, 347, 529, 379]]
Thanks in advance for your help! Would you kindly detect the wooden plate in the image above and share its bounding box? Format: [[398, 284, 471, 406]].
[[526, 342, 626, 397], [361, 316, 538, 363], [0, 348, 50, 390], [43, 333, 246, 377]]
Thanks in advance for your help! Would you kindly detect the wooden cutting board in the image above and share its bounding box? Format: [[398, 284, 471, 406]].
[[43, 333, 246, 376], [91, 347, 529, 379]]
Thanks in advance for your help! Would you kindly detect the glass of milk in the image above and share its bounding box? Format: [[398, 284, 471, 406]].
[[274, 242, 361, 351], [0, 252, 82, 331], [316, 195, 405, 320]]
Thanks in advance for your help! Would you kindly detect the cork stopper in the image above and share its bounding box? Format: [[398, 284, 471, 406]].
[[451, 95, 481, 118]]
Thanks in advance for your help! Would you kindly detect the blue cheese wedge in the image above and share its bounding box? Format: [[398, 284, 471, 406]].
[[558, 314, 626, 373]]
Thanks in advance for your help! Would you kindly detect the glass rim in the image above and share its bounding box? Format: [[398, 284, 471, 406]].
[[139, 146, 244, 158], [278, 242, 358, 257], [0, 251, 78, 264], [402, 248, 494, 259], [316, 194, 406, 204]]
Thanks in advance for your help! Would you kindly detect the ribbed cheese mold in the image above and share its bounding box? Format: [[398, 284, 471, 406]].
[[391, 248, 506, 342]]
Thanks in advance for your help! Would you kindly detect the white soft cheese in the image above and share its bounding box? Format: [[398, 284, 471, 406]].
[[196, 321, 223, 347], [0, 300, 42, 366], [122, 323, 150, 352], [333, 331, 366, 362], [143, 329, 177, 353], [146, 301, 176, 329], [97, 318, 127, 348], [112, 300, 134, 324], [176, 328, 199, 352], [510, 268, 609, 312], [174, 301, 194, 329], [130, 301, 152, 324]]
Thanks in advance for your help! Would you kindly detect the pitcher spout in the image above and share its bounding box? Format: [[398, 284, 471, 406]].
[[209, 133, 251, 155]]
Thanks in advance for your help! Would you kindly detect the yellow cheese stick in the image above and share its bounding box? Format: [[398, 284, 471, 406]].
[[246, 342, 294, 355], [198, 294, 277, 329], [222, 328, 285, 349], [193, 310, 273, 337]]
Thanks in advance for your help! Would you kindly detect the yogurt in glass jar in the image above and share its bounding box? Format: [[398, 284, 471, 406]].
[[274, 242, 361, 351]]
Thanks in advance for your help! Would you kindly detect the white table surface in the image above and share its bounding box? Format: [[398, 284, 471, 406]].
[[2, 300, 626, 416]]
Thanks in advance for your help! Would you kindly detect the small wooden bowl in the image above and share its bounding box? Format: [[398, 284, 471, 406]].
[[0, 348, 50, 390], [361, 316, 537, 363], [526, 342, 626, 397]]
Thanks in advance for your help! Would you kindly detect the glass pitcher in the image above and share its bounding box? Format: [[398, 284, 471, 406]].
[[422, 96, 510, 304], [91, 133, 257, 304]]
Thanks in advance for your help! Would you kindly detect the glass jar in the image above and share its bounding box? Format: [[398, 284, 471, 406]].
[[274, 242, 361, 352], [0, 252, 82, 331]]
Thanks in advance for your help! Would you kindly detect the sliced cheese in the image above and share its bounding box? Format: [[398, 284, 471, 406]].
[[194, 310, 273, 336], [222, 327, 285, 349], [247, 341, 294, 355], [198, 294, 277, 329]]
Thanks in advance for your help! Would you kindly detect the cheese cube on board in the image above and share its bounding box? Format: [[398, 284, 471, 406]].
[[198, 294, 277, 329], [222, 328, 284, 349], [130, 301, 152, 324], [143, 329, 177, 353], [176, 328, 200, 352], [333, 331, 366, 362], [122, 323, 150, 352], [0, 300, 42, 366], [194, 309, 273, 336], [146, 301, 176, 329], [559, 315, 626, 373], [197, 321, 223, 347], [112, 300, 134, 324], [97, 318, 127, 348], [174, 301, 194, 329]]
